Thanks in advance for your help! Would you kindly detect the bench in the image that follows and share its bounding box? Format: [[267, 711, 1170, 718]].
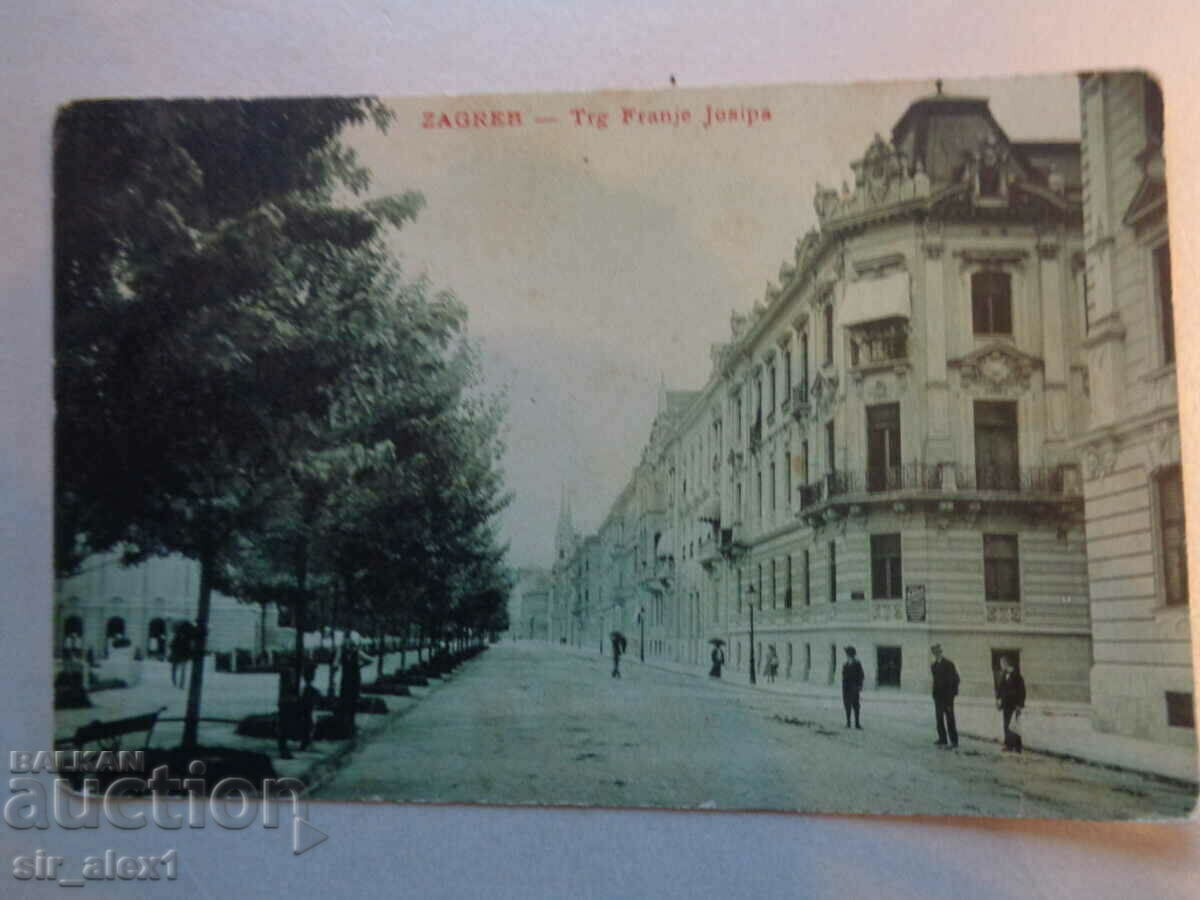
[[54, 706, 168, 752]]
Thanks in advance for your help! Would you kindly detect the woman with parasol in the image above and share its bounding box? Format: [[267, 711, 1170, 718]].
[[709, 638, 726, 678], [610, 631, 627, 678]]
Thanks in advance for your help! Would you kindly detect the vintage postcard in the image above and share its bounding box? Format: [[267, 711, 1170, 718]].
[[49, 74, 1198, 823]]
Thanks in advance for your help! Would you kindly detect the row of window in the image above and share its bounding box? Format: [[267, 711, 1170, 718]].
[[729, 240, 1178, 471], [734, 398, 1020, 525], [737, 270, 1018, 442], [623, 465, 1184, 612], [734, 533, 1022, 609]]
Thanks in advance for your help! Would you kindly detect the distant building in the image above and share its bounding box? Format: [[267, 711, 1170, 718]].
[[54, 550, 294, 659], [507, 568, 551, 640], [1078, 72, 1195, 744]]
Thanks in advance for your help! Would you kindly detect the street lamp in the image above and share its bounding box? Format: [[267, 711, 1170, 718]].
[[745, 585, 757, 685], [638, 607, 645, 662]]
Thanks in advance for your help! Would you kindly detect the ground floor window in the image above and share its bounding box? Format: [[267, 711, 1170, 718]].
[[984, 534, 1020, 603], [828, 542, 837, 603], [1157, 465, 1189, 607], [804, 643, 811, 681], [786, 643, 793, 679], [828, 643, 837, 684], [876, 646, 902, 687], [1166, 691, 1195, 729]]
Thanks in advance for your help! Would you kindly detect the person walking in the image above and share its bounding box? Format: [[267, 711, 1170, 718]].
[[841, 646, 864, 729], [339, 640, 368, 736], [709, 641, 726, 678], [930, 643, 960, 748], [765, 645, 779, 683], [610, 631, 626, 678], [995, 655, 1026, 753], [169, 622, 193, 688]]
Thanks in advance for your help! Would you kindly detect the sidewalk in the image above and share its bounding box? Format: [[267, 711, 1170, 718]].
[[568, 643, 1200, 785], [53, 652, 447, 787]]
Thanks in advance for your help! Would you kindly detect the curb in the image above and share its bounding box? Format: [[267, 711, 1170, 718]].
[[296, 660, 477, 797]]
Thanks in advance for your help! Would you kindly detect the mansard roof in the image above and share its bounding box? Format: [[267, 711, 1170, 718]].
[[891, 94, 1036, 187]]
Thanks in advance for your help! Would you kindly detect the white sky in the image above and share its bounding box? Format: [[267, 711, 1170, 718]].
[[348, 74, 1080, 568]]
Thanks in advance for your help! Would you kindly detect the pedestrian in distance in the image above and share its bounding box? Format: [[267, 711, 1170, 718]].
[[338, 639, 368, 736], [842, 646, 864, 729], [709, 640, 725, 678], [995, 655, 1026, 753], [930, 643, 960, 748], [610, 631, 627, 678], [765, 645, 779, 683], [169, 621, 193, 689], [298, 661, 319, 751]]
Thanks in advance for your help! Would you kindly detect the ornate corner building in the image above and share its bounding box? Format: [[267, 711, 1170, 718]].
[[1079, 73, 1194, 745], [552, 88, 1102, 706]]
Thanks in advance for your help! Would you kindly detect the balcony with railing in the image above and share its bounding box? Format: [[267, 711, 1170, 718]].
[[848, 320, 909, 373], [796, 461, 1084, 524]]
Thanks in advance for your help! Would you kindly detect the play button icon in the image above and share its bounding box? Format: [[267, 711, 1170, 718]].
[[292, 817, 329, 856]]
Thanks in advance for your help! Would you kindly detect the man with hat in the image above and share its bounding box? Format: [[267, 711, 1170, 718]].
[[841, 645, 864, 729], [930, 643, 960, 748]]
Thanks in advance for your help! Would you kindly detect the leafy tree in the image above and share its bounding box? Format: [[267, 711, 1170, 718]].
[[54, 98, 421, 749]]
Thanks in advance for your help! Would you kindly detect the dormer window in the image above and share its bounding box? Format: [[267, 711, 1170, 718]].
[[972, 271, 1013, 335]]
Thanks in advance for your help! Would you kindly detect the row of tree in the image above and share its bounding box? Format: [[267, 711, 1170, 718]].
[[55, 98, 511, 748]]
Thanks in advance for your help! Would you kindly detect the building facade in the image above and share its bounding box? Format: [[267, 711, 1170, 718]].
[[506, 567, 552, 640], [553, 90, 1098, 703], [54, 551, 294, 660], [1078, 72, 1195, 744]]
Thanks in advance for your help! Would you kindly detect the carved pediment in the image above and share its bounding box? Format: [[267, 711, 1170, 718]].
[[948, 343, 1043, 394]]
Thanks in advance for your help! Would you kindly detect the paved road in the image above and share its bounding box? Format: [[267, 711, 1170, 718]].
[[313, 643, 1196, 819]]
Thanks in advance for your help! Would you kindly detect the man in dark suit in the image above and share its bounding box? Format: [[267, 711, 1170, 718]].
[[995, 655, 1026, 753], [841, 646, 864, 729], [930, 643, 959, 748]]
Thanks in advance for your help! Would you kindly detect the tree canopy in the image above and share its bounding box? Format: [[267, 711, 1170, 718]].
[[55, 97, 511, 749]]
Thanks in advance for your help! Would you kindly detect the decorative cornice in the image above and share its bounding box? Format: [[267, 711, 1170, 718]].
[[852, 252, 906, 277], [953, 248, 1030, 268]]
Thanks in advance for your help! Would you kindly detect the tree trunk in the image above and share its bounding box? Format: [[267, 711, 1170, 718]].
[[181, 547, 214, 751], [327, 582, 344, 698], [376, 620, 385, 679]]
